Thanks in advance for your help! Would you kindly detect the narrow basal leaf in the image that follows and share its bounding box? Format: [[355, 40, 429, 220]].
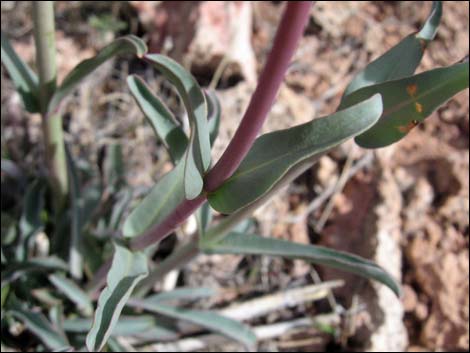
[[208, 95, 383, 214], [1, 284, 9, 309], [202, 232, 401, 297], [2, 256, 68, 284], [341, 62, 469, 148], [64, 315, 179, 342], [48, 274, 93, 316], [205, 89, 221, 146], [64, 315, 157, 335], [86, 243, 148, 352], [19, 180, 45, 238], [145, 54, 211, 200], [197, 202, 213, 240], [128, 301, 256, 348], [127, 75, 188, 163], [66, 145, 83, 279], [123, 162, 185, 238], [10, 307, 69, 350], [342, 1, 442, 97], [1, 32, 39, 113], [49, 35, 147, 113], [143, 287, 216, 304]]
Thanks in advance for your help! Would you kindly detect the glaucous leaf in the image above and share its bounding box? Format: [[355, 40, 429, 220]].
[[2, 256, 68, 284], [341, 62, 469, 148], [208, 95, 383, 214], [48, 35, 147, 113], [145, 54, 211, 200], [1, 32, 39, 113], [202, 232, 401, 297], [143, 287, 216, 304], [127, 75, 188, 163], [64, 315, 157, 335], [205, 89, 221, 146], [10, 307, 69, 350], [123, 162, 185, 238], [127, 301, 257, 348], [48, 274, 93, 316], [342, 1, 442, 97], [86, 243, 148, 352], [19, 180, 45, 238], [66, 145, 83, 279], [197, 202, 213, 240]]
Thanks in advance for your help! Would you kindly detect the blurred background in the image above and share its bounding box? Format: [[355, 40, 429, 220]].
[[1, 1, 468, 351]]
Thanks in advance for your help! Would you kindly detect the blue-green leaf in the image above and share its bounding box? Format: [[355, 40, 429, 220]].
[[145, 54, 211, 200], [208, 95, 383, 214], [342, 1, 442, 97], [1, 32, 39, 113], [202, 232, 401, 297], [205, 89, 221, 146], [10, 307, 69, 350], [123, 162, 185, 238], [86, 243, 148, 352], [127, 301, 257, 348], [66, 145, 83, 279], [127, 75, 188, 163], [197, 202, 213, 240], [49, 35, 147, 113], [144, 287, 216, 304], [341, 62, 469, 148], [48, 274, 93, 316]]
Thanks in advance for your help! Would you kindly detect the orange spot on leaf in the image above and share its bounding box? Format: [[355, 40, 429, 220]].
[[407, 84, 418, 97], [415, 102, 423, 113], [398, 120, 419, 134]]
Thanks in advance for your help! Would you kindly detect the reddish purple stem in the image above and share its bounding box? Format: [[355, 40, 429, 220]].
[[131, 196, 205, 249], [205, 1, 312, 191], [131, 1, 312, 250]]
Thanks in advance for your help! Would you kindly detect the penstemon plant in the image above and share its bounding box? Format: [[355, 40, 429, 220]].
[[1, 1, 468, 351]]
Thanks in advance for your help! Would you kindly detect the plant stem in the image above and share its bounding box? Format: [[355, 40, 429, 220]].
[[136, 155, 321, 296], [129, 1, 313, 250], [32, 1, 68, 206], [204, 1, 313, 192]]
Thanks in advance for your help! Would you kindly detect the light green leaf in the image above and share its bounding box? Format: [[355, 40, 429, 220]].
[[127, 75, 188, 163], [49, 35, 147, 113], [123, 162, 185, 238], [341, 62, 469, 148], [205, 89, 221, 146], [208, 95, 383, 214], [1, 32, 39, 113], [10, 307, 69, 350], [48, 274, 93, 316], [343, 1, 442, 97], [86, 243, 148, 352], [202, 232, 401, 297], [127, 301, 257, 348], [145, 54, 211, 200]]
